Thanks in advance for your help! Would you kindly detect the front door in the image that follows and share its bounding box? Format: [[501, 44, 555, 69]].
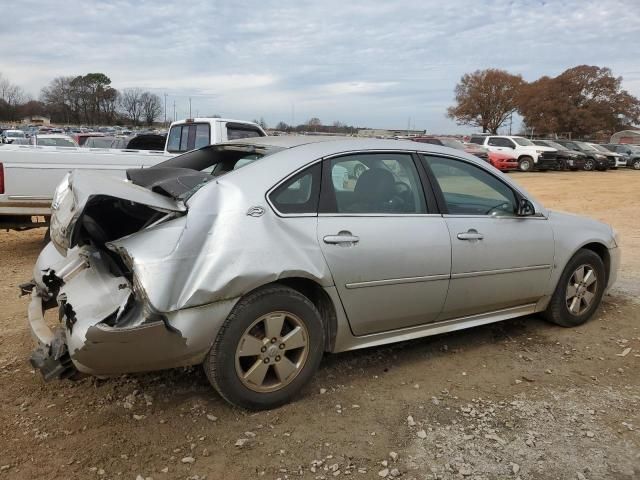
[[317, 152, 451, 336], [424, 155, 554, 319]]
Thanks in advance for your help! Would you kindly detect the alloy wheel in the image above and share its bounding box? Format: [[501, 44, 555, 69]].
[[584, 159, 594, 171], [235, 311, 309, 393], [566, 265, 598, 316]]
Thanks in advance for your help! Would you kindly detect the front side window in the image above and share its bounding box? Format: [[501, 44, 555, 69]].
[[426, 156, 517, 216], [321, 153, 426, 214], [488, 137, 515, 148], [469, 137, 484, 145], [269, 163, 321, 214]]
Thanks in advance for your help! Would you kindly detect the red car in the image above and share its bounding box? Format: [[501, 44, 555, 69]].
[[488, 150, 518, 171]]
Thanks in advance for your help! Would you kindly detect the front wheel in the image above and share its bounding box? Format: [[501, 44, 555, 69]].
[[583, 158, 595, 171], [633, 159, 640, 170], [204, 285, 325, 410], [544, 249, 606, 327], [518, 156, 533, 172]]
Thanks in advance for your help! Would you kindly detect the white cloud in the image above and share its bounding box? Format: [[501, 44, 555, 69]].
[[1, 0, 639, 131]]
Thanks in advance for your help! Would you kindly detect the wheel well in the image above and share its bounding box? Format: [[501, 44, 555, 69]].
[[580, 242, 611, 284], [276, 278, 337, 352]]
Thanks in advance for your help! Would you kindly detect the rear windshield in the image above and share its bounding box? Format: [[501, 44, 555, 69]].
[[167, 123, 210, 153], [439, 138, 466, 150], [227, 124, 264, 140], [38, 138, 77, 147], [148, 143, 283, 199]]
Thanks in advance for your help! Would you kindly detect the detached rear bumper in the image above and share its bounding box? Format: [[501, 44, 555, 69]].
[[28, 288, 76, 381]]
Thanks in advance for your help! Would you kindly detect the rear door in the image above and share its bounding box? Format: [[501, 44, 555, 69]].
[[422, 155, 554, 319], [316, 152, 451, 336]]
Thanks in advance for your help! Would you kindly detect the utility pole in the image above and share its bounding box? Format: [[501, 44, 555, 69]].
[[189, 97, 192, 119], [508, 113, 512, 135], [164, 93, 167, 127], [173, 101, 176, 122]]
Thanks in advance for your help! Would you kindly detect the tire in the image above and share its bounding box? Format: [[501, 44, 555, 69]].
[[518, 156, 533, 172], [544, 249, 606, 327], [583, 158, 595, 171], [556, 159, 566, 171], [204, 285, 325, 410], [633, 159, 640, 170]]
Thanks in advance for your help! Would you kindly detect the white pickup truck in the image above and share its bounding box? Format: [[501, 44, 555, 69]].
[[0, 118, 266, 230]]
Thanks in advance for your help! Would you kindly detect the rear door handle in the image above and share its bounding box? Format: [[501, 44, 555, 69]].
[[457, 229, 484, 241], [323, 231, 360, 245]]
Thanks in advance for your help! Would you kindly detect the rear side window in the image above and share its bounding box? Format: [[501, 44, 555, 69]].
[[167, 123, 211, 153], [269, 163, 321, 214]]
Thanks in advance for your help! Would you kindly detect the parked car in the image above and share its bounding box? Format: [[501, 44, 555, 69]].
[[601, 144, 640, 170], [587, 144, 626, 169], [533, 140, 587, 171], [31, 134, 78, 147], [469, 135, 558, 171], [486, 150, 519, 171], [553, 140, 610, 171], [1, 129, 27, 144], [72, 132, 106, 146], [25, 136, 619, 410], [413, 136, 489, 160], [411, 136, 517, 171]]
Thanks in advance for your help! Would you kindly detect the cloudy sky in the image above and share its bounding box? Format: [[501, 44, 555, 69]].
[[2, 0, 639, 132]]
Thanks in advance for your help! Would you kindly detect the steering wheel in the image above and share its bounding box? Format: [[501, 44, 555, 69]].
[[485, 201, 511, 215]]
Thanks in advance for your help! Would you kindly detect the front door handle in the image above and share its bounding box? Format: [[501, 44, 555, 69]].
[[323, 231, 360, 245], [457, 229, 484, 241]]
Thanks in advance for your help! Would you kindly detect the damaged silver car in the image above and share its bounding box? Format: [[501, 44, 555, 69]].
[[25, 136, 620, 409]]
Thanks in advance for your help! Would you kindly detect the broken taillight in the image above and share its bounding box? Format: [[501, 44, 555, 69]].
[[0, 163, 4, 194]]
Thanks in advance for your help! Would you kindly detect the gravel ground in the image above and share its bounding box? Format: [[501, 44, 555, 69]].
[[0, 170, 638, 479]]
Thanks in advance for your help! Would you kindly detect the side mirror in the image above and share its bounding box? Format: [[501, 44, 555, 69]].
[[517, 198, 536, 216]]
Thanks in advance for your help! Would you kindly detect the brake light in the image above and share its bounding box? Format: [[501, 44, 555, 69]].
[[0, 163, 4, 194]]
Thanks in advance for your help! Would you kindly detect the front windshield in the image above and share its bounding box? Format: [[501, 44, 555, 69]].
[[513, 137, 534, 146], [439, 138, 466, 150], [574, 141, 597, 151], [545, 141, 567, 150], [591, 144, 610, 153], [7, 131, 24, 137]]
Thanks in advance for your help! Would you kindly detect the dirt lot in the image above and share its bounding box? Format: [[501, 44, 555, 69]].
[[0, 170, 638, 480]]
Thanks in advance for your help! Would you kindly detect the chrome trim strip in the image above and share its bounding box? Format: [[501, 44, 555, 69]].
[[345, 273, 450, 289], [8, 195, 52, 201], [451, 264, 551, 279], [338, 303, 537, 352], [318, 213, 442, 218], [443, 214, 547, 220]]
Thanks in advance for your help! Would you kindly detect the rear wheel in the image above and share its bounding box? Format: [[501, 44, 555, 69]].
[[633, 159, 640, 170], [544, 249, 606, 327], [204, 285, 324, 410], [518, 156, 533, 172]]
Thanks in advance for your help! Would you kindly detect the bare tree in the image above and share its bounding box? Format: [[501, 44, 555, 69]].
[[140, 92, 162, 126], [0, 73, 26, 120], [120, 88, 144, 126]]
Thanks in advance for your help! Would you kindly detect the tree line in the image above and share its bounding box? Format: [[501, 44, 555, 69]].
[[0, 72, 163, 126], [447, 65, 640, 137]]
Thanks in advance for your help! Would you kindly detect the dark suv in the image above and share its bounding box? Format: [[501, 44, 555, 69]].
[[602, 144, 640, 170], [553, 140, 610, 171], [533, 140, 586, 171]]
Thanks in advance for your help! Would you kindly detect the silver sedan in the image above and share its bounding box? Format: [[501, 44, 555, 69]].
[[26, 136, 620, 409]]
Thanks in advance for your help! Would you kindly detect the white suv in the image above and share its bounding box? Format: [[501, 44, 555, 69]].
[[469, 135, 558, 172]]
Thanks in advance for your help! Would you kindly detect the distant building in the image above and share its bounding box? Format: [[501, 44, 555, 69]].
[[358, 128, 426, 138], [610, 129, 640, 144], [22, 115, 50, 126]]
